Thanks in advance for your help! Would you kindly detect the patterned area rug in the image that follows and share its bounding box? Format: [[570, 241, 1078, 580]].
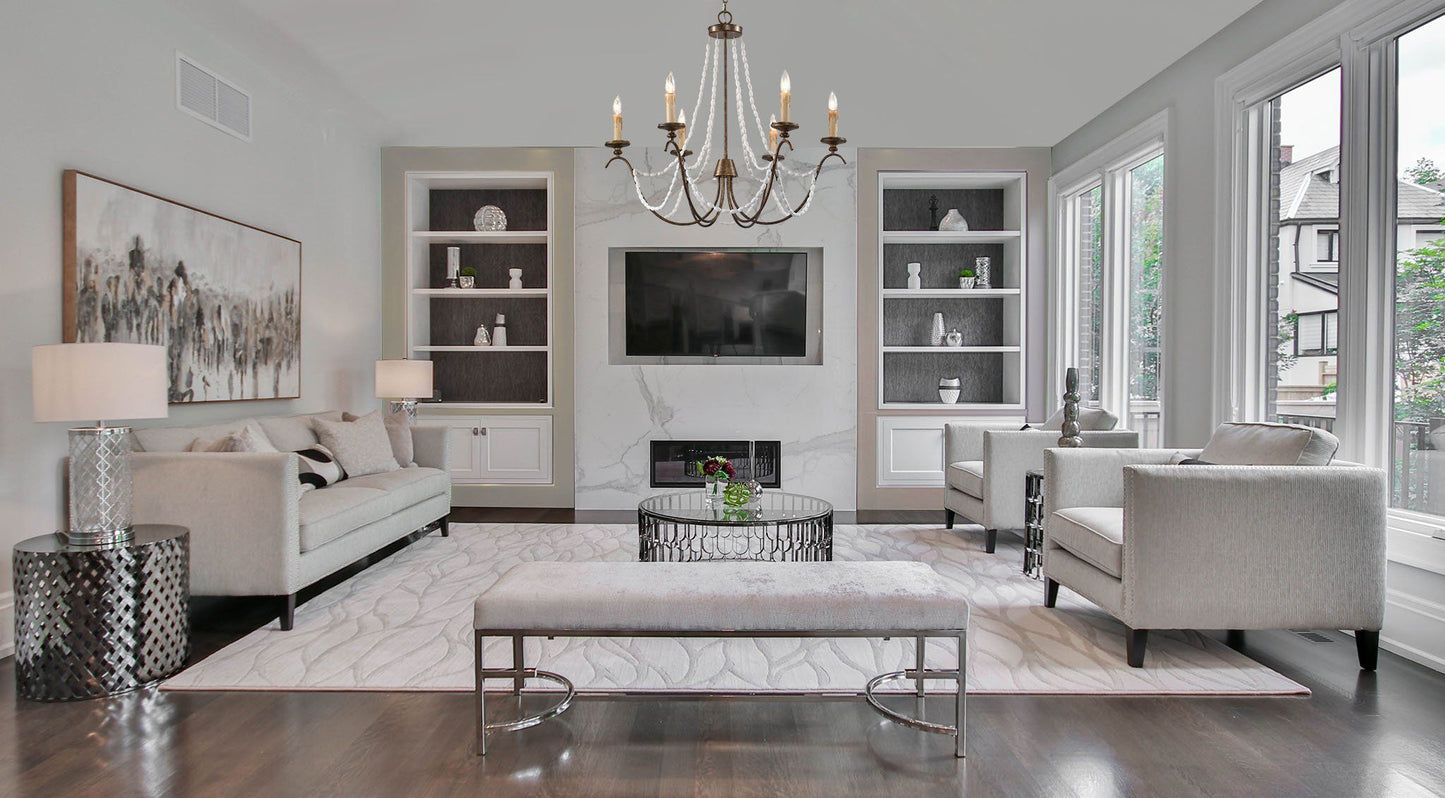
[[163, 523, 1308, 695]]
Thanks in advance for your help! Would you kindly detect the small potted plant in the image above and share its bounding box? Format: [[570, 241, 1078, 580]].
[[697, 455, 736, 504], [459, 266, 477, 289], [958, 268, 976, 289]]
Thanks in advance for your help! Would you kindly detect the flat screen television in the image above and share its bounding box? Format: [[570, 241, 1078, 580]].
[[622, 250, 812, 359]]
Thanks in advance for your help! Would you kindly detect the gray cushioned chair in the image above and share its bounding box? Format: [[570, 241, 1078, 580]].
[[1041, 422, 1387, 669], [944, 408, 1138, 552]]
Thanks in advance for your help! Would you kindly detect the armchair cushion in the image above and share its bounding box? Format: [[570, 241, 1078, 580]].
[[1198, 421, 1339, 466], [1051, 507, 1124, 577], [946, 460, 984, 497], [1039, 406, 1119, 431]]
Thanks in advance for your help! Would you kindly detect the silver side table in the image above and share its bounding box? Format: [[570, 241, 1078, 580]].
[[12, 525, 190, 701], [1023, 470, 1045, 580]]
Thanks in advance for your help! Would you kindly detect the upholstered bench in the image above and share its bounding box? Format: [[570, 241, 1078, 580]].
[[472, 561, 970, 756]]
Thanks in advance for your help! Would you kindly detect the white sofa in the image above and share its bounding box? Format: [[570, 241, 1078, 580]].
[[131, 410, 452, 630]]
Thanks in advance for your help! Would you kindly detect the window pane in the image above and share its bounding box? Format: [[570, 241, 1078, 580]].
[[1128, 155, 1164, 446], [1076, 185, 1104, 406], [1392, 15, 1445, 517], [1270, 69, 1341, 432]]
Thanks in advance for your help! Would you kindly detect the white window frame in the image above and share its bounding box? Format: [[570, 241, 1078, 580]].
[[1048, 110, 1170, 429], [1215, 0, 1445, 537]]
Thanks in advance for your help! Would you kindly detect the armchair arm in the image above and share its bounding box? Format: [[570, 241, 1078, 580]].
[[1120, 464, 1387, 630], [945, 421, 1020, 466], [411, 425, 451, 471], [132, 452, 300, 596], [1078, 430, 1142, 448], [1042, 448, 1184, 516]]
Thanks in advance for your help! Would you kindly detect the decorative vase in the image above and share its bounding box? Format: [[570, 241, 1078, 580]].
[[704, 473, 727, 505], [723, 479, 760, 508], [906, 262, 922, 290], [508, 268, 523, 289], [939, 209, 969, 232], [492, 314, 508, 347], [1059, 367, 1083, 448], [975, 257, 992, 289], [958, 276, 976, 289], [446, 246, 461, 287], [945, 328, 963, 347], [939, 377, 962, 405], [473, 324, 491, 347], [930, 312, 946, 346], [473, 205, 507, 231], [458, 275, 476, 289]]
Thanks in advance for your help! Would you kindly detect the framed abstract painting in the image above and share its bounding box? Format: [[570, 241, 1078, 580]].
[[63, 170, 302, 403]]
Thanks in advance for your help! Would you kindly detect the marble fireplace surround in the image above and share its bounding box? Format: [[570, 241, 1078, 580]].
[[573, 147, 859, 510]]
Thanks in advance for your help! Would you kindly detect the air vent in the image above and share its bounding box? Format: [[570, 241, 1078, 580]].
[[1293, 630, 1334, 643], [176, 52, 252, 141]]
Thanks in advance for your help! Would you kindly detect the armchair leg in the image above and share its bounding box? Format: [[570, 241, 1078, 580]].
[[1126, 628, 1148, 668], [279, 593, 297, 631], [1043, 578, 1059, 609], [1227, 630, 1245, 650], [945, 509, 956, 530], [1356, 630, 1380, 671], [439, 514, 451, 537], [984, 528, 997, 554]]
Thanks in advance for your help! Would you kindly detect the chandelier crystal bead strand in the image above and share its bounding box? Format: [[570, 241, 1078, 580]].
[[603, 0, 846, 228]]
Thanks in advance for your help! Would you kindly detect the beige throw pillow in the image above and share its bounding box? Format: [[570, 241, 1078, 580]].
[[343, 410, 415, 468], [315, 412, 400, 477]]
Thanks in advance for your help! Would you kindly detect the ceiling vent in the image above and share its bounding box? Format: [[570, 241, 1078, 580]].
[[176, 52, 252, 141]]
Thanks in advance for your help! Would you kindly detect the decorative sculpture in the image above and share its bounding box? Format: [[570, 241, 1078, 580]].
[[1059, 367, 1083, 448]]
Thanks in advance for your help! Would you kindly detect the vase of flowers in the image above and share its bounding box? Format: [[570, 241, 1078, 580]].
[[697, 455, 736, 504]]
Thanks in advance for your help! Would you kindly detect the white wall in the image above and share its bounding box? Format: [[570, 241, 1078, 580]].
[[572, 148, 858, 509], [1051, 0, 1349, 447], [0, 0, 387, 646]]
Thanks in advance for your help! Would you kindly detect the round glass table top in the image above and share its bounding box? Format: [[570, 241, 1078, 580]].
[[638, 491, 833, 526]]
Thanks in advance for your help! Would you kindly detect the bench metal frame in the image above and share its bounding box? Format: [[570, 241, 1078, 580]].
[[474, 628, 967, 757]]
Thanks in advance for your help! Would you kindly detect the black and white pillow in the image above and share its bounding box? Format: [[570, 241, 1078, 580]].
[[296, 444, 345, 491]]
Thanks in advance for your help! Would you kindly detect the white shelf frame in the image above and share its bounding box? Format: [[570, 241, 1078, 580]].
[[882, 288, 1021, 298], [882, 346, 1021, 354], [403, 170, 555, 408]]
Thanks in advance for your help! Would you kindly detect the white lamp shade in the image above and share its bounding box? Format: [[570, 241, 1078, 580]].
[[32, 343, 169, 423], [375, 359, 433, 400]]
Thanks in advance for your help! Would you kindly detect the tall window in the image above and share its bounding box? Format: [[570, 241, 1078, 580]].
[[1053, 116, 1167, 445], [1392, 14, 1445, 517]]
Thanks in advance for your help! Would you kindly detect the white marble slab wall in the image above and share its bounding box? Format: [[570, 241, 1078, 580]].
[[573, 147, 859, 509]]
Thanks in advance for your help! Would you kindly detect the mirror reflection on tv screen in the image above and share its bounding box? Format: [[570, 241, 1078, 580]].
[[624, 251, 809, 358]]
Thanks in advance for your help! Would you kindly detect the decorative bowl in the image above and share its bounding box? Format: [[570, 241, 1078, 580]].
[[473, 205, 508, 231]]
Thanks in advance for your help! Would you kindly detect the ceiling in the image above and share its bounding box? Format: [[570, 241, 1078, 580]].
[[194, 0, 1266, 148]]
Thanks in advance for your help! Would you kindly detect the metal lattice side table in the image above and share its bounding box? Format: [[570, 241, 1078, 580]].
[[638, 491, 833, 562], [13, 525, 190, 701], [1023, 470, 1045, 580]]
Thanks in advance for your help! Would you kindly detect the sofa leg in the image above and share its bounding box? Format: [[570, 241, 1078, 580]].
[[1356, 630, 1380, 671], [279, 593, 297, 631], [439, 514, 451, 538], [1227, 629, 1246, 650], [945, 509, 955, 530], [1126, 628, 1148, 668], [1043, 578, 1059, 609], [984, 528, 997, 554]]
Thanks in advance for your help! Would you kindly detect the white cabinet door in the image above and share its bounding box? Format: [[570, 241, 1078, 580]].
[[876, 416, 1022, 487], [476, 416, 553, 484]]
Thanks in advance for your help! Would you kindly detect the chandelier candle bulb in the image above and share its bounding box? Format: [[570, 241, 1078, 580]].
[[768, 114, 779, 151], [665, 72, 677, 123], [827, 92, 838, 137], [677, 110, 687, 151], [779, 70, 791, 122], [612, 95, 623, 140]]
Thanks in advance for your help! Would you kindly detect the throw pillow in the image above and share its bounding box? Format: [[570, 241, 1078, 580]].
[[1038, 406, 1120, 432], [187, 435, 237, 453], [296, 444, 345, 491], [234, 421, 279, 453], [315, 411, 400, 477], [343, 410, 414, 467], [1197, 422, 1339, 466]]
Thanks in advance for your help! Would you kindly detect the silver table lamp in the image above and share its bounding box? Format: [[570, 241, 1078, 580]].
[[376, 358, 434, 423], [32, 343, 169, 547]]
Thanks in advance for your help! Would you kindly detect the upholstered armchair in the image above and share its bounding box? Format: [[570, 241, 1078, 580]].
[[944, 409, 1138, 553], [1040, 423, 1388, 669]]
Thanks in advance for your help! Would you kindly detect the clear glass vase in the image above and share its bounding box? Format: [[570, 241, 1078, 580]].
[[704, 474, 727, 504]]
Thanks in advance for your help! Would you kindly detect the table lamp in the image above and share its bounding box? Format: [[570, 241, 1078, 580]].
[[32, 343, 169, 547], [375, 358, 433, 423]]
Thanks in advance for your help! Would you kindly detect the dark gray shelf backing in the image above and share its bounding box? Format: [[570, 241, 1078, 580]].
[[431, 351, 549, 404], [428, 188, 548, 232], [883, 352, 1006, 404], [883, 298, 1004, 347], [882, 189, 1004, 231], [430, 297, 548, 347], [883, 243, 1007, 289], [428, 243, 548, 289]]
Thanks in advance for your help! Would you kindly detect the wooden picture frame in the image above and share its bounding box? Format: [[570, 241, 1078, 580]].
[[63, 170, 303, 403]]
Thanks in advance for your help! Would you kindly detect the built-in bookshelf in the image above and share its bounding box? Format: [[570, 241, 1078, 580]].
[[876, 171, 1027, 411], [403, 172, 554, 407]]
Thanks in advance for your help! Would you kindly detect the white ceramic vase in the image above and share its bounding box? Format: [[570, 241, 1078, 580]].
[[939, 209, 969, 232], [906, 262, 922, 290], [938, 377, 962, 405], [508, 268, 523, 289], [930, 312, 946, 346]]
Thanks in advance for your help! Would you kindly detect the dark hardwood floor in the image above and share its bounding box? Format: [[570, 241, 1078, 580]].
[[3, 513, 1443, 797]]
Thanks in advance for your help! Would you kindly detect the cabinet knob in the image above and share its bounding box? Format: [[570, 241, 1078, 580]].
[[472, 427, 487, 436]]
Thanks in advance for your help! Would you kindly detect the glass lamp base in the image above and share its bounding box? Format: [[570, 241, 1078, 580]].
[[66, 426, 136, 547]]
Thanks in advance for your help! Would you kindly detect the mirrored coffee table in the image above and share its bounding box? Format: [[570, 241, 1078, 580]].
[[638, 491, 834, 562]]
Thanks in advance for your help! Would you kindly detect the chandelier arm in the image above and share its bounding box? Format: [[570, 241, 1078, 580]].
[[736, 40, 773, 157]]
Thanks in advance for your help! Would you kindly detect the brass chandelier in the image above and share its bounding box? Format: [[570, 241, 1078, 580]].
[[603, 0, 846, 227]]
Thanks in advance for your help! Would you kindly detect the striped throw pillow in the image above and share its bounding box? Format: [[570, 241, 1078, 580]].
[[296, 444, 345, 491]]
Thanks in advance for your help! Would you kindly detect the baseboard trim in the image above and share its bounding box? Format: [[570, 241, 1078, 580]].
[[0, 591, 13, 660], [1382, 588, 1445, 672]]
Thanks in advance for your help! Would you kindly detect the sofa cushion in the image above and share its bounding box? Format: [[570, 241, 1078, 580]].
[[946, 460, 985, 498], [1198, 422, 1339, 466], [1039, 406, 1119, 432], [1050, 507, 1125, 578], [258, 411, 343, 452], [342, 467, 449, 508], [298, 486, 392, 552], [134, 419, 255, 452]]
